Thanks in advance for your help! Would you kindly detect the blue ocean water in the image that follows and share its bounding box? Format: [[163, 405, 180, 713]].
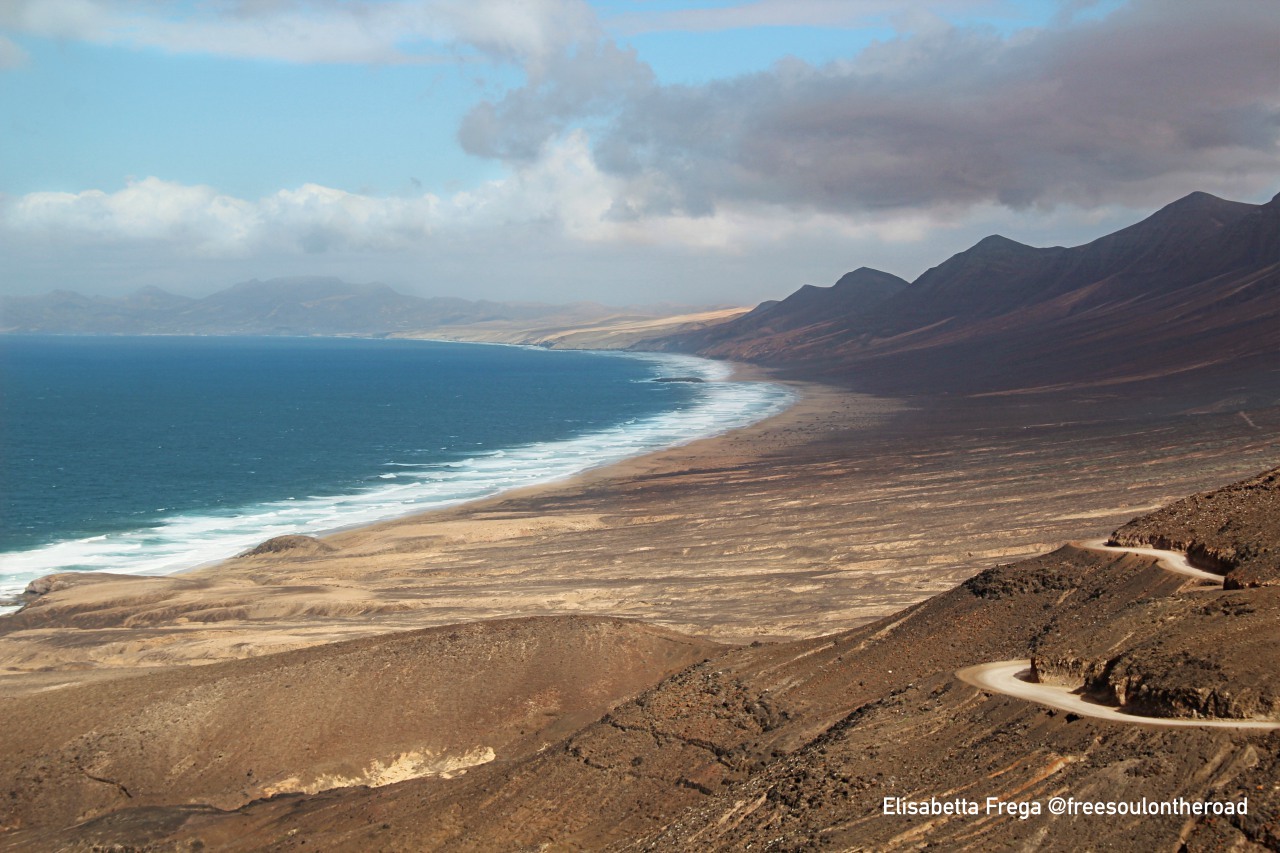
[[0, 336, 791, 603]]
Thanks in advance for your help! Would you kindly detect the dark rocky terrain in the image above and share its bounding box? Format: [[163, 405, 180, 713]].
[[4, 466, 1280, 851], [651, 191, 1280, 395], [1111, 467, 1280, 588], [1033, 583, 1280, 721]]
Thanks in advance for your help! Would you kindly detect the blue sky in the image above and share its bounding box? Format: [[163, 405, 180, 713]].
[[1, 0, 1276, 304]]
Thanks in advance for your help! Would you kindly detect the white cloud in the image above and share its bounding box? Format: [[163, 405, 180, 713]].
[[443, 0, 599, 72], [0, 0, 598, 66], [604, 0, 1003, 35], [0, 133, 942, 261], [3, 177, 441, 256], [0, 148, 1232, 304], [261, 183, 441, 253], [7, 179, 259, 254], [5, 0, 1278, 304]]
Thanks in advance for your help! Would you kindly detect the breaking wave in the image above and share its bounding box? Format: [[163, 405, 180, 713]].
[[0, 351, 790, 605]]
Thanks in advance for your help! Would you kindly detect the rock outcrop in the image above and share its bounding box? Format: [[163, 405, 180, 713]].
[[237, 534, 336, 558]]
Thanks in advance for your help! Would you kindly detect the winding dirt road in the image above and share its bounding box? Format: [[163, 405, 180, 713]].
[[958, 541, 1280, 729], [958, 660, 1280, 730], [1078, 539, 1223, 582]]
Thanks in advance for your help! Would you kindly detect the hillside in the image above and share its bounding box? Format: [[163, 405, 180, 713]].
[[652, 191, 1280, 394], [0, 617, 720, 835], [4, 465, 1279, 849], [1110, 467, 1280, 588]]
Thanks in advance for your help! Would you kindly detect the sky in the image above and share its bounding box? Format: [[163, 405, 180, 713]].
[[1, 0, 1278, 306]]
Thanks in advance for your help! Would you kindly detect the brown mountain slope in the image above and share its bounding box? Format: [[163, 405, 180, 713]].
[[890, 190, 1257, 328], [651, 191, 1280, 394], [663, 267, 908, 357], [11, 467, 1280, 851], [0, 616, 720, 835]]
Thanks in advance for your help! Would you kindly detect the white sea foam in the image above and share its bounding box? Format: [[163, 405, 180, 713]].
[[0, 352, 792, 605]]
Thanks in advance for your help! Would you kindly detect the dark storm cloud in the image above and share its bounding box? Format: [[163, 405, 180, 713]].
[[462, 0, 1280, 217]]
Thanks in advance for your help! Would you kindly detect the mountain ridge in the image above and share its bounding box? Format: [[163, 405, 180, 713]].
[[647, 190, 1280, 393]]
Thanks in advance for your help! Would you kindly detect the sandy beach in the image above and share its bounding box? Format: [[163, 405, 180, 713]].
[[3, 366, 1278, 691], [3, 365, 1280, 850]]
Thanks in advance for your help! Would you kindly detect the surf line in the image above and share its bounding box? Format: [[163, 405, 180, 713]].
[[958, 540, 1277, 729]]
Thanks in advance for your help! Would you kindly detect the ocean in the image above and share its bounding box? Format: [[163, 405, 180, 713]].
[[0, 335, 791, 606]]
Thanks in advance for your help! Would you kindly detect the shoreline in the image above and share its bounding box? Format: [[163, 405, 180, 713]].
[[0, 346, 792, 606], [310, 359, 810, 533], [0, 375, 891, 677], [291, 356, 800, 546], [2, 365, 1279, 682]]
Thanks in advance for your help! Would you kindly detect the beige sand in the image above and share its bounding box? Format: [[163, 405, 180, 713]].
[[2, 370, 1278, 691]]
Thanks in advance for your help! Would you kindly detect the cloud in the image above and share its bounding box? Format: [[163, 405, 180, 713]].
[[0, 0, 598, 66], [2, 132, 930, 265], [0, 34, 28, 67], [471, 0, 1280, 220], [6, 179, 259, 254], [458, 39, 654, 160], [442, 0, 599, 71], [3, 177, 441, 256], [606, 0, 999, 35], [4, 0, 1278, 304], [463, 131, 933, 249]]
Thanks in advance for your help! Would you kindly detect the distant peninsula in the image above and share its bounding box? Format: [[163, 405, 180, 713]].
[[0, 276, 744, 349]]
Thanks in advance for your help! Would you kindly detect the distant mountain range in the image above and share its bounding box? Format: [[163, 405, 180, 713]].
[[7, 190, 1277, 396], [0, 277, 671, 338], [651, 190, 1280, 394]]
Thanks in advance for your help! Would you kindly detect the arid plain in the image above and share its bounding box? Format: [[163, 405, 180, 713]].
[[4, 187, 1280, 846], [3, 368, 1277, 679], [3, 363, 1280, 850]]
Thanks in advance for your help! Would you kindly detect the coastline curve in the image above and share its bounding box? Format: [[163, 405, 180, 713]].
[[0, 345, 793, 608]]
